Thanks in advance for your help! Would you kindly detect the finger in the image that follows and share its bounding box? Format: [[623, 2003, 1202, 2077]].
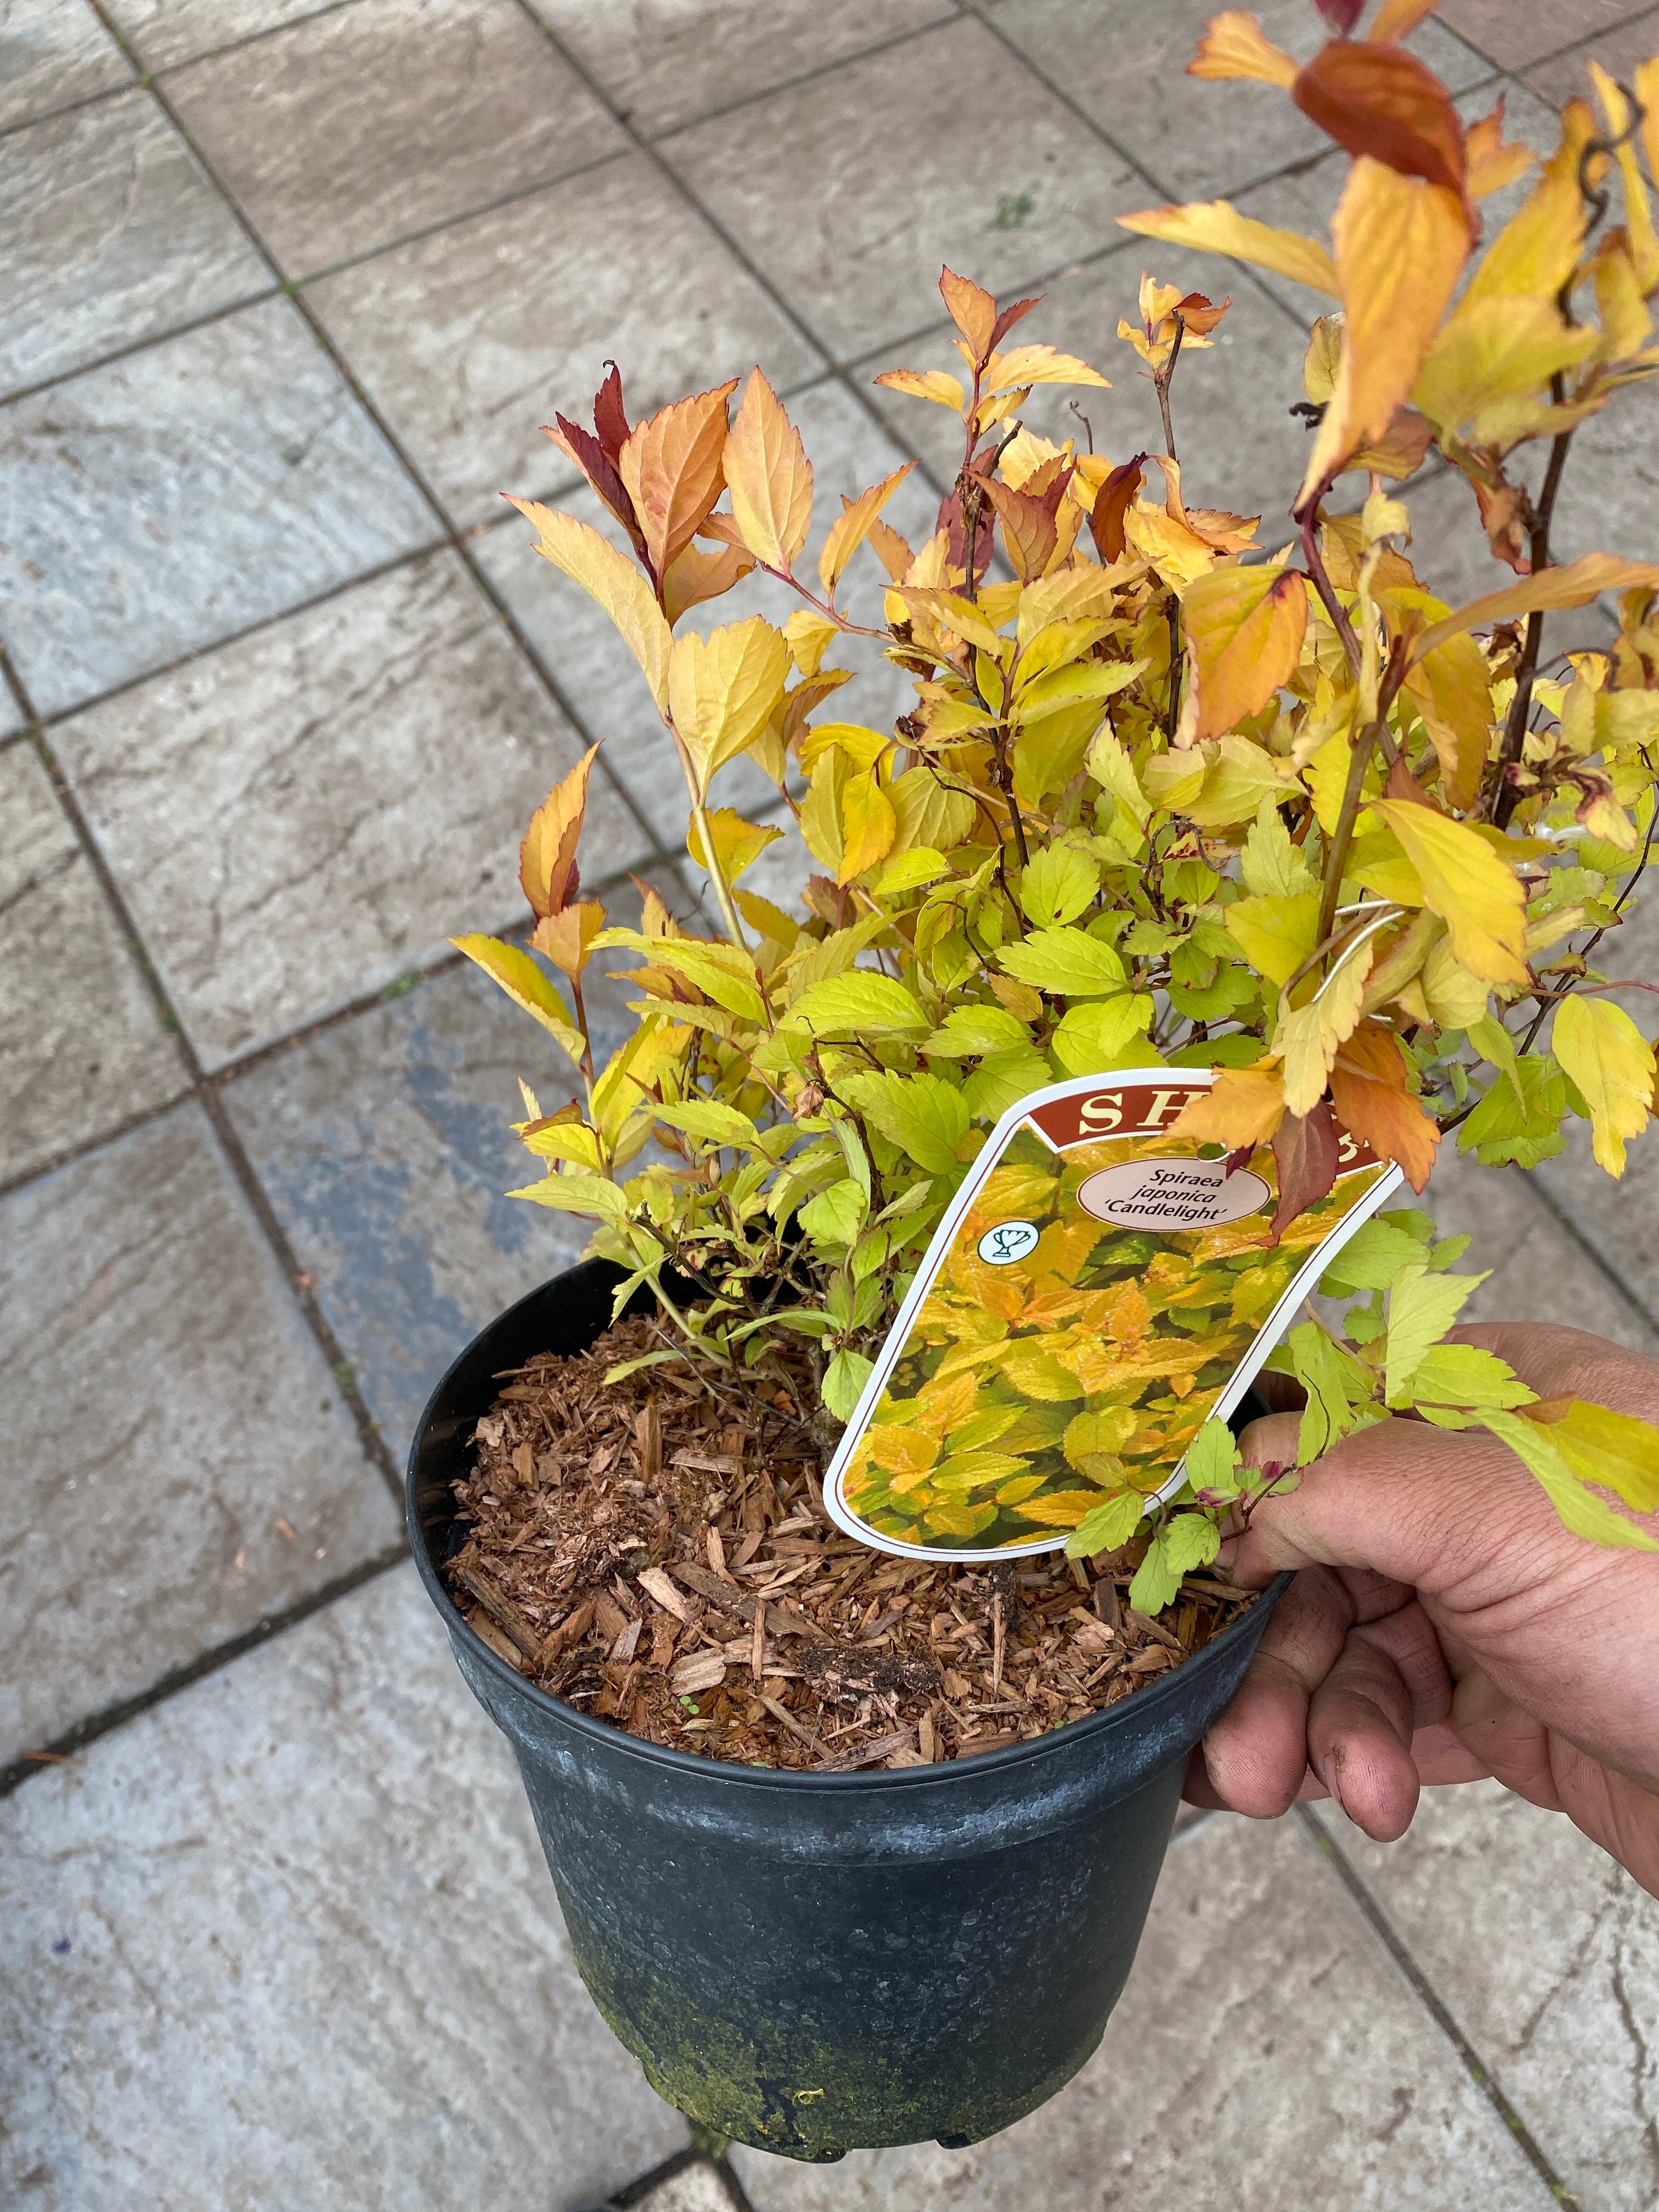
[[1200, 1567, 1354, 1818], [1306, 1604, 1449, 1841]]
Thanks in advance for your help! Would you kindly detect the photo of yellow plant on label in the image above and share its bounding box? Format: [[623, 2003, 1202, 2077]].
[[824, 1071, 1402, 1560]]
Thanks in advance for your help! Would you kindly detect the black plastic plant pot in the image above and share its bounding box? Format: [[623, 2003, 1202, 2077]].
[[407, 1259, 1289, 2163]]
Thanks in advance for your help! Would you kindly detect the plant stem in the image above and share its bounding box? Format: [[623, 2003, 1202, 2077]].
[[692, 801, 754, 956], [1154, 313, 1186, 463], [1164, 598, 1183, 740], [1301, 510, 1363, 680], [1491, 415, 1575, 829], [1317, 719, 1384, 947]]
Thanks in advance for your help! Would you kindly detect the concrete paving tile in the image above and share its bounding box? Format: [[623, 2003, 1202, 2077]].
[[1425, 1141, 1659, 1357], [602, 2154, 750, 2211], [220, 934, 668, 1463], [1313, 1781, 1659, 2211], [729, 1812, 1544, 2211], [103, 0, 359, 72], [1524, 10, 1659, 110], [475, 376, 935, 854], [1438, 0, 1656, 71], [167, 0, 625, 278], [0, 1563, 689, 2211], [859, 250, 1317, 549], [528, 0, 953, 138], [307, 151, 822, 528], [0, 1101, 402, 1765], [0, 741, 188, 1186], [989, 0, 1489, 206], [0, 0, 133, 133], [0, 294, 432, 717], [53, 549, 641, 1071], [0, 88, 269, 396], [665, 15, 1149, 365]]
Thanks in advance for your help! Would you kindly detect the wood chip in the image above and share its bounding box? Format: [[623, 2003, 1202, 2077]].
[[454, 1560, 540, 1657], [1127, 1607, 1183, 1652], [707, 1526, 729, 1579], [670, 1649, 727, 1696], [758, 1693, 815, 1746], [814, 1729, 915, 1773], [609, 1617, 642, 1664], [637, 1566, 690, 1622], [635, 1400, 661, 1484], [592, 1593, 630, 1646]]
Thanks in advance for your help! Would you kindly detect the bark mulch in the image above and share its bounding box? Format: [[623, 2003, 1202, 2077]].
[[444, 1317, 1257, 1771]]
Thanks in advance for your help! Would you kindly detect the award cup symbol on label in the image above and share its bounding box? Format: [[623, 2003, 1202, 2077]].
[[823, 1070, 1402, 1561]]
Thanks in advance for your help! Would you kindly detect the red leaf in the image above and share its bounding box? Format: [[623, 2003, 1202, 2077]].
[[1330, 1022, 1441, 1192], [1313, 0, 1365, 31], [1268, 1100, 1342, 1244], [975, 472, 1060, 580], [1293, 41, 1467, 198], [988, 294, 1043, 352], [936, 489, 995, 584], [1089, 453, 1146, 564], [546, 413, 648, 568], [594, 361, 630, 465]]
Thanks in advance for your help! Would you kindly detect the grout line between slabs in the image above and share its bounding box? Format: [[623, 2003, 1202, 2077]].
[[1520, 1167, 1659, 1340], [1297, 1807, 1579, 2207], [1, 282, 284, 412], [0, 1542, 411, 1804]]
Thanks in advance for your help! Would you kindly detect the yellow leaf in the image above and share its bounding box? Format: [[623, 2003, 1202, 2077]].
[[450, 934, 585, 1065], [518, 743, 598, 920], [1122, 500, 1216, 586], [1592, 65, 1659, 293], [1300, 159, 1471, 508], [1552, 994, 1654, 1175], [1396, 617, 1493, 812], [661, 540, 754, 625], [1411, 557, 1659, 662], [1226, 891, 1321, 988], [1277, 937, 1374, 1117], [1186, 734, 1300, 827], [1183, 564, 1309, 740], [1119, 199, 1338, 297], [837, 770, 898, 884], [1346, 821, 1425, 905], [1464, 100, 1595, 309], [889, 764, 978, 853], [686, 808, 783, 884], [1413, 297, 1598, 447], [507, 499, 671, 711], [668, 616, 791, 799], [783, 606, 840, 676], [735, 887, 802, 946], [1190, 10, 1297, 86], [1373, 799, 1528, 986], [874, 368, 966, 409], [1304, 314, 1343, 404], [532, 901, 606, 980], [1420, 935, 1491, 1030], [1368, 0, 1447, 39], [1167, 1063, 1286, 1149], [980, 345, 1111, 394], [817, 462, 917, 594], [618, 380, 738, 583], [724, 369, 813, 575]]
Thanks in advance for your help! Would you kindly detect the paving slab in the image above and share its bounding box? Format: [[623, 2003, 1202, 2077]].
[[221, 935, 665, 1464], [167, 0, 624, 279], [988, 0, 1490, 206], [0, 1562, 689, 2211], [475, 376, 936, 854], [0, 740, 187, 1187], [1436, 0, 1651, 70], [0, 292, 433, 718], [1313, 1782, 1659, 2212], [665, 14, 1149, 366], [859, 249, 1317, 545], [599, 2153, 753, 2212], [0, 0, 133, 133], [0, 1100, 402, 1765], [307, 150, 822, 528], [0, 86, 269, 397], [529, 0, 952, 139], [53, 548, 635, 1070], [1529, 10, 1659, 105], [727, 1811, 1544, 2212], [107, 0, 377, 71]]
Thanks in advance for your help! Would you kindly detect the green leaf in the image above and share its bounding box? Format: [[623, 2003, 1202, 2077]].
[[877, 847, 951, 895], [1402, 1342, 1536, 1412], [922, 1003, 1032, 1057], [1288, 1322, 1376, 1463], [602, 1349, 685, 1385], [1469, 1013, 1526, 1113], [1319, 1216, 1437, 1296], [1384, 1263, 1486, 1406], [1049, 993, 1157, 1075], [1240, 797, 1315, 898], [1481, 1409, 1658, 1550], [1018, 845, 1101, 928], [1128, 1513, 1222, 1614], [506, 1171, 630, 1223], [595, 930, 769, 1023], [1183, 1416, 1243, 1499], [1540, 1400, 1659, 1513], [1456, 1052, 1568, 1168], [789, 970, 932, 1037], [997, 926, 1128, 998], [837, 1070, 969, 1174], [797, 1177, 867, 1246], [1064, 1488, 1146, 1559], [962, 1046, 1054, 1119], [822, 1350, 874, 1422], [652, 1098, 766, 1151], [451, 934, 585, 1065], [1224, 893, 1321, 989]]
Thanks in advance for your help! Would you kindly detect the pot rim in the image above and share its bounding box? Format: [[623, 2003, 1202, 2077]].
[[407, 1269, 1290, 1795]]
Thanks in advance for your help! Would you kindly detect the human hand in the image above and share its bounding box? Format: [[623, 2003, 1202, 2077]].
[[1185, 1323, 1659, 1898]]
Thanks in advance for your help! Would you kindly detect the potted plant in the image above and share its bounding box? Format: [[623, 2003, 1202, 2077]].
[[408, 5, 1659, 2162]]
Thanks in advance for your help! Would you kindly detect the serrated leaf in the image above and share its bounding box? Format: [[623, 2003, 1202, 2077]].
[[1456, 1053, 1568, 1167], [1384, 1261, 1485, 1404], [1128, 1513, 1221, 1614], [723, 368, 812, 573], [618, 380, 737, 583], [789, 971, 931, 1038], [1169, 1062, 1286, 1149], [506, 1170, 629, 1223], [652, 1098, 765, 1151], [822, 1350, 875, 1422], [1276, 934, 1373, 1118], [837, 768, 898, 885], [838, 1070, 968, 1174], [507, 499, 672, 709], [1403, 1342, 1536, 1412], [889, 764, 980, 853], [1226, 892, 1321, 989], [877, 847, 951, 895], [686, 807, 782, 884], [922, 1003, 1031, 1058], [1183, 1416, 1243, 1495], [450, 934, 586, 1066], [998, 926, 1127, 998], [668, 616, 791, 798], [518, 744, 598, 920], [1019, 845, 1099, 928], [981, 344, 1110, 394], [1241, 797, 1316, 898], [1063, 1487, 1146, 1560], [1481, 1408, 1658, 1550], [1530, 1399, 1659, 1514], [1289, 1321, 1376, 1462], [1184, 565, 1308, 740], [1048, 994, 1156, 1074], [1373, 799, 1528, 988], [1319, 1214, 1434, 1294], [797, 1177, 867, 1246], [818, 462, 917, 592], [1328, 1020, 1440, 1192], [1412, 556, 1659, 662], [1551, 994, 1654, 1175], [873, 368, 966, 409]]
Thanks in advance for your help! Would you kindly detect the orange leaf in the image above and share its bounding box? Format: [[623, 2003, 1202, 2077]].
[[1464, 97, 1537, 200], [939, 266, 997, 359], [724, 369, 813, 575], [1298, 159, 1471, 511], [978, 474, 1058, 580], [1184, 564, 1309, 741], [1329, 1022, 1441, 1192], [867, 516, 915, 583], [1293, 40, 1467, 199], [1168, 1064, 1286, 1150], [618, 380, 739, 587], [532, 901, 606, 981], [662, 541, 755, 625], [1189, 10, 1298, 87], [1367, 0, 1443, 40], [1088, 454, 1146, 563], [817, 462, 917, 594], [1269, 1101, 1342, 1244], [519, 744, 599, 919]]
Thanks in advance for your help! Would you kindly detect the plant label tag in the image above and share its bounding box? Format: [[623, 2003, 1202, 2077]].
[[823, 1069, 1404, 1560]]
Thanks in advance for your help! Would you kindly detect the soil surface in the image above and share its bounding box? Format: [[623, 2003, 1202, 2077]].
[[445, 1317, 1258, 1770]]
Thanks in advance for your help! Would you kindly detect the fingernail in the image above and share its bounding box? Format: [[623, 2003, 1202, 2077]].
[[1323, 1756, 1346, 1818]]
